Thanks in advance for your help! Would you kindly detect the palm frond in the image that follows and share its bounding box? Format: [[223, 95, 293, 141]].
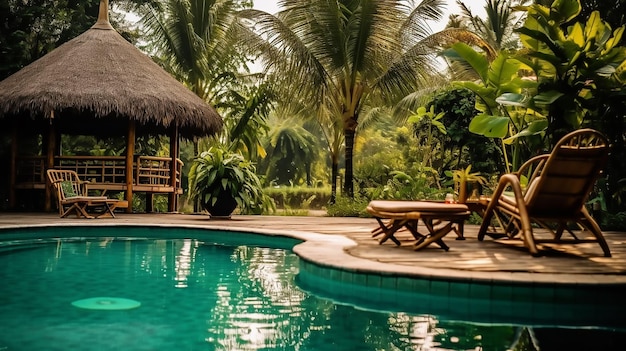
[[391, 85, 447, 124]]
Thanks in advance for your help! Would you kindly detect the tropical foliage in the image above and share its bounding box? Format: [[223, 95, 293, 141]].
[[517, 0, 626, 143], [0, 0, 144, 80], [427, 87, 502, 174], [4, 0, 626, 222], [138, 0, 252, 102], [444, 0, 626, 174], [443, 43, 544, 172], [262, 117, 319, 186], [187, 145, 273, 214], [455, 0, 530, 52], [236, 0, 447, 199]]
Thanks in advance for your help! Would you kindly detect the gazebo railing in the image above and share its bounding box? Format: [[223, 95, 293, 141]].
[[135, 156, 183, 189], [57, 156, 127, 185], [15, 155, 183, 192]]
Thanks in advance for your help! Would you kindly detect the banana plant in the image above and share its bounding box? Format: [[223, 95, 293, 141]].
[[516, 0, 626, 144], [443, 42, 546, 172], [445, 165, 488, 203]]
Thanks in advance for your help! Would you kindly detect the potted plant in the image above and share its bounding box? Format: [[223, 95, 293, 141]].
[[187, 145, 274, 218], [446, 165, 488, 203]]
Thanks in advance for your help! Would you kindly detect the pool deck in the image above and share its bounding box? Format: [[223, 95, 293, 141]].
[[1, 212, 626, 286]]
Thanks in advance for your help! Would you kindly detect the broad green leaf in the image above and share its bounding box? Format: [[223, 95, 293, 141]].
[[455, 81, 487, 95], [448, 43, 489, 82], [584, 11, 603, 44], [569, 22, 585, 48], [551, 0, 581, 24], [518, 27, 563, 61], [527, 119, 548, 133], [469, 114, 510, 138], [564, 47, 581, 68], [515, 56, 547, 76], [519, 16, 542, 51], [456, 82, 499, 114], [596, 23, 612, 48], [605, 26, 625, 52], [504, 119, 548, 144], [205, 172, 217, 188], [615, 60, 626, 83], [529, 4, 551, 20], [233, 167, 244, 181], [488, 56, 521, 88], [533, 90, 564, 105], [595, 65, 616, 77], [432, 120, 447, 135], [496, 93, 527, 107]]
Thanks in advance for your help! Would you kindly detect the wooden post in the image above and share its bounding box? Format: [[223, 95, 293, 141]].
[[168, 124, 180, 212], [8, 122, 17, 209], [44, 118, 56, 211], [125, 120, 136, 213]]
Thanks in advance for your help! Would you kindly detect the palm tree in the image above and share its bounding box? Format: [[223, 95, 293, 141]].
[[456, 0, 529, 52], [264, 117, 319, 186], [434, 0, 530, 71], [138, 0, 250, 102], [235, 0, 446, 198]]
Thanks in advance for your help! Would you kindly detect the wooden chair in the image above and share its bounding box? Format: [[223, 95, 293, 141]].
[[46, 169, 127, 218], [477, 129, 611, 257]]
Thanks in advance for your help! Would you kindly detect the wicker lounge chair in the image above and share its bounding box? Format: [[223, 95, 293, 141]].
[[477, 128, 611, 257], [367, 200, 470, 251], [47, 169, 127, 218]]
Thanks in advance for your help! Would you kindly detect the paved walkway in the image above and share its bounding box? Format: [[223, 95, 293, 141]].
[[1, 212, 626, 285]]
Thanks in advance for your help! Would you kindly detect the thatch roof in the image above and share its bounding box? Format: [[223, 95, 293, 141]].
[[0, 0, 222, 139]]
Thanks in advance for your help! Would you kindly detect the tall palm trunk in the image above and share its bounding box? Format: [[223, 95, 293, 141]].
[[343, 129, 355, 198], [330, 154, 339, 204]]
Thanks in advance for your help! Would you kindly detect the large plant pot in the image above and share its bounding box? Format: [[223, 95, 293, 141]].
[[203, 192, 238, 219]]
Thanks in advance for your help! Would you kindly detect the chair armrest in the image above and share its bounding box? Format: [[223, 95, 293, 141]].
[[513, 154, 549, 192], [514, 154, 549, 178]]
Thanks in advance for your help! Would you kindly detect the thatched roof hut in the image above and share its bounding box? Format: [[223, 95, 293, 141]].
[[0, 0, 222, 139], [0, 0, 223, 212]]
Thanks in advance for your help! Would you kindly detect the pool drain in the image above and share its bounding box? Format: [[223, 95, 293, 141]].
[[71, 297, 141, 310]]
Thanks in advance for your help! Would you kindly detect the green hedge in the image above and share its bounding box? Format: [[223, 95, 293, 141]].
[[263, 186, 331, 210]]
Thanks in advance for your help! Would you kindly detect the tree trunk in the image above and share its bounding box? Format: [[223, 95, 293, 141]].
[[305, 161, 312, 187], [343, 128, 355, 198], [330, 155, 339, 204]]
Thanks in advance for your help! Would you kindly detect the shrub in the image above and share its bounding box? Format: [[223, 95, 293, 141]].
[[263, 186, 331, 209], [326, 196, 371, 217]]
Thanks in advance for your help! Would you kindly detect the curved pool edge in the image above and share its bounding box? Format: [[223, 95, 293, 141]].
[[1, 221, 625, 287]]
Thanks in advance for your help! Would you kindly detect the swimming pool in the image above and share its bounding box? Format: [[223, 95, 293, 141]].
[[0, 225, 625, 350]]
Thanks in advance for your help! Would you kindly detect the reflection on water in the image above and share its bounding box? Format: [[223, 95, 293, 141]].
[[0, 237, 624, 351]]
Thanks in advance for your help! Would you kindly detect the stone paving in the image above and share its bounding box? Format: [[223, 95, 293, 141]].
[[1, 212, 626, 285]]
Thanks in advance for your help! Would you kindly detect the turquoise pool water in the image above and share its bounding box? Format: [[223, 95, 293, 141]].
[[0, 226, 625, 350]]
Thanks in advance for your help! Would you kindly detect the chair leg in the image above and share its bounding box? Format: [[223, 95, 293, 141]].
[[95, 203, 117, 218], [60, 203, 79, 218], [414, 221, 453, 251], [61, 202, 94, 219], [478, 204, 496, 241], [580, 208, 611, 257], [375, 218, 403, 246], [519, 216, 540, 256]]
